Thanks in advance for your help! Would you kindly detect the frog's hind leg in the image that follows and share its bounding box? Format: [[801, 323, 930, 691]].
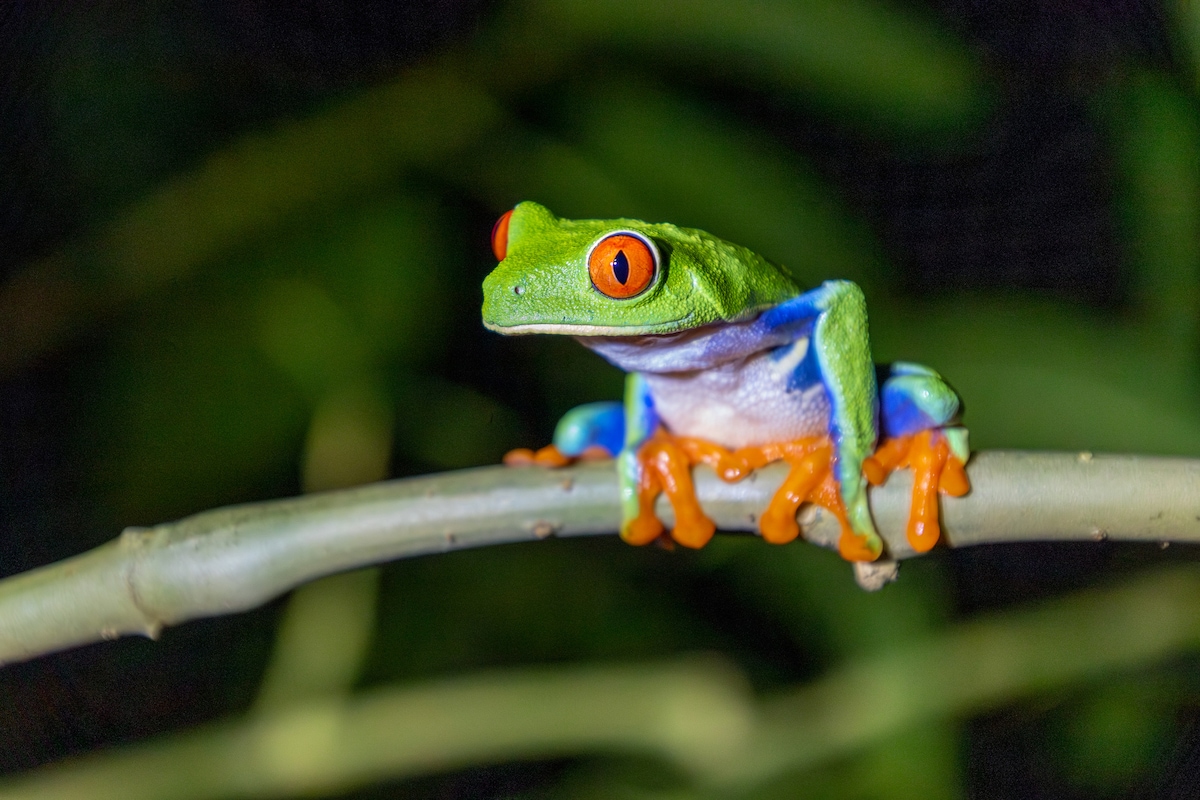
[[864, 362, 970, 553], [712, 436, 877, 561], [616, 374, 722, 549], [504, 401, 623, 466]]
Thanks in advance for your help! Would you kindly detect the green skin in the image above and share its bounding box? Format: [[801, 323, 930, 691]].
[[483, 202, 962, 556], [482, 201, 799, 335]]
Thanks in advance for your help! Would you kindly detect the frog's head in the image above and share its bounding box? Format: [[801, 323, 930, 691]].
[[482, 202, 799, 336]]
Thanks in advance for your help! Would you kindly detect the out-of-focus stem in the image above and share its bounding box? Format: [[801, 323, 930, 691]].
[[3, 565, 1200, 799]]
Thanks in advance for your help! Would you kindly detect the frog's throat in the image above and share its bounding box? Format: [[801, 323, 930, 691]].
[[575, 312, 801, 374]]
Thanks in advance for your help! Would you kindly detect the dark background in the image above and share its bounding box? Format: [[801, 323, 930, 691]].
[[2, 1, 1199, 797]]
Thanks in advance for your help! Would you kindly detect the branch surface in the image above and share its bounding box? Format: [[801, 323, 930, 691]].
[[0, 450, 1197, 665]]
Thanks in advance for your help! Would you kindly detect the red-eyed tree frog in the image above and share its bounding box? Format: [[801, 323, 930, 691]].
[[482, 201, 970, 561]]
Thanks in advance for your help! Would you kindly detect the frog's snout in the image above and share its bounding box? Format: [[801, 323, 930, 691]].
[[481, 266, 531, 330]]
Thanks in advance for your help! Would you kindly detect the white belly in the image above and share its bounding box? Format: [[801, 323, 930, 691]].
[[643, 346, 831, 449]]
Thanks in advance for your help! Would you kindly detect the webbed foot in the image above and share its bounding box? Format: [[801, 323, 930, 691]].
[[625, 431, 879, 560], [863, 429, 970, 553], [707, 437, 878, 561], [624, 431, 716, 548]]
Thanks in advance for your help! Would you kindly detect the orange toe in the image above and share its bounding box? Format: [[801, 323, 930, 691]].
[[503, 447, 536, 466], [759, 505, 801, 545], [862, 456, 888, 487], [579, 445, 615, 462], [672, 515, 717, 549], [720, 436, 874, 559], [866, 430, 969, 555], [939, 456, 971, 496], [838, 530, 881, 562], [757, 442, 828, 544], [622, 510, 665, 546], [904, 431, 948, 553], [504, 444, 573, 468]]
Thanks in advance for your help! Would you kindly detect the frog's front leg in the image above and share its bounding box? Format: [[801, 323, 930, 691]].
[[863, 362, 971, 553], [616, 373, 715, 548], [503, 401, 624, 466]]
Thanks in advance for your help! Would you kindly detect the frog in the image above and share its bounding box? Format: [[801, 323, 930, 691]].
[[481, 201, 970, 561]]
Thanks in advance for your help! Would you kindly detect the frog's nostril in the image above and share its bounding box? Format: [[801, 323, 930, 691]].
[[513, 285, 525, 296]]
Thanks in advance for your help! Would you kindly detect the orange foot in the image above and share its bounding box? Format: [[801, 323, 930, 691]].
[[624, 429, 877, 560], [862, 430, 970, 553], [503, 444, 612, 467]]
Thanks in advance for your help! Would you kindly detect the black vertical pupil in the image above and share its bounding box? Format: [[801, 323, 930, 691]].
[[611, 250, 630, 284]]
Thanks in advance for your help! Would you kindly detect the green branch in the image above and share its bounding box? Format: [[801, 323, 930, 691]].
[[0, 450, 1197, 667], [3, 565, 1200, 799]]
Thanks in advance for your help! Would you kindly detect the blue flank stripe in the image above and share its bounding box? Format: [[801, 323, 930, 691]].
[[759, 292, 822, 333]]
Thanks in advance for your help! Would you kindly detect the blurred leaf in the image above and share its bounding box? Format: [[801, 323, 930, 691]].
[[301, 381, 394, 493], [295, 192, 452, 359], [254, 191, 451, 395], [871, 298, 1200, 454], [393, 373, 523, 470], [254, 569, 381, 713], [534, 337, 627, 420], [700, 537, 948, 663], [844, 723, 961, 800], [365, 541, 706, 684], [256, 279, 372, 396], [47, 7, 205, 207], [537, 0, 988, 137], [1169, 0, 1200, 90], [1050, 678, 1176, 793], [0, 68, 501, 375], [85, 305, 307, 522], [1103, 74, 1200, 341], [564, 76, 886, 289], [527, 758, 697, 800], [436, 122, 646, 220], [750, 723, 960, 800], [94, 69, 500, 296]]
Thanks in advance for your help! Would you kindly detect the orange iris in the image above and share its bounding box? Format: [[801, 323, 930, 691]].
[[588, 233, 656, 298], [491, 209, 513, 261]]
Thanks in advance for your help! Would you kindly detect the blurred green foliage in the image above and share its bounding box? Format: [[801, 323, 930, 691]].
[[4, 0, 1200, 798]]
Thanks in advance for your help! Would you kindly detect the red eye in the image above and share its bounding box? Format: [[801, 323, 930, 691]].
[[588, 233, 657, 299], [491, 209, 513, 261]]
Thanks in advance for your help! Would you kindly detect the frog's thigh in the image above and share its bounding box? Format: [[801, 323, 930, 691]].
[[552, 401, 625, 457], [879, 362, 961, 437]]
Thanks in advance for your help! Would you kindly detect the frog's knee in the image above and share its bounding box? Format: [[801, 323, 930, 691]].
[[879, 363, 962, 437], [552, 401, 625, 457]]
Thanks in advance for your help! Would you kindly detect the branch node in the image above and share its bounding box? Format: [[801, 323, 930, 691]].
[[853, 559, 900, 592], [119, 526, 153, 547], [120, 527, 166, 633]]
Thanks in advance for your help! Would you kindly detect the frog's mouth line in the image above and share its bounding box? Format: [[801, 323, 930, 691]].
[[483, 315, 695, 337]]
